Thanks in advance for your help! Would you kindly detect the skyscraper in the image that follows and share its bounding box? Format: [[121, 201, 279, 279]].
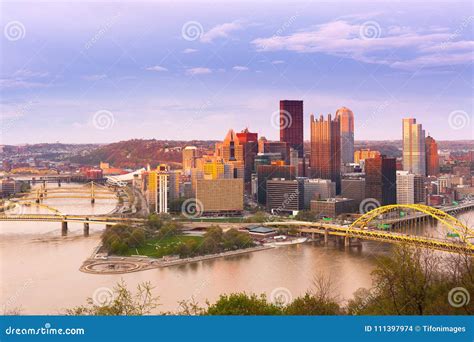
[[310, 114, 341, 193], [402, 118, 426, 175], [425, 135, 440, 176], [182, 146, 197, 174], [335, 106, 355, 164], [236, 128, 258, 182], [365, 155, 396, 205], [280, 100, 304, 157]]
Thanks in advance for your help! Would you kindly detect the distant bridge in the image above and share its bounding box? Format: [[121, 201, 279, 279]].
[[23, 181, 117, 203], [0, 213, 145, 236]]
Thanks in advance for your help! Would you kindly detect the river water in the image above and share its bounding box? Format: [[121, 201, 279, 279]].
[[1, 184, 472, 314]]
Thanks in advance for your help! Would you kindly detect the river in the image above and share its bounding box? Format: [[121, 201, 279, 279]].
[[0, 184, 472, 314]]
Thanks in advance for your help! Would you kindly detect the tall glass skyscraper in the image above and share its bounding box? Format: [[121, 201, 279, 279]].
[[310, 114, 341, 194], [280, 100, 304, 158], [335, 106, 355, 164], [402, 118, 426, 175]]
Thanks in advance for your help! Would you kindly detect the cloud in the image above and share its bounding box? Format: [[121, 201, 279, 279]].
[[271, 60, 285, 64], [232, 65, 249, 71], [13, 69, 49, 78], [146, 65, 168, 72], [183, 48, 198, 54], [252, 20, 473, 70], [201, 21, 242, 43], [82, 74, 107, 81], [186, 67, 212, 75]]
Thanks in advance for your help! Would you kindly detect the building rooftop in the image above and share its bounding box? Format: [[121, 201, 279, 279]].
[[248, 226, 276, 234]]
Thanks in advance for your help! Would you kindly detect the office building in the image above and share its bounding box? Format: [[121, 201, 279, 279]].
[[280, 100, 304, 157], [182, 146, 198, 174], [365, 155, 396, 205], [425, 135, 439, 176], [301, 178, 336, 209], [195, 178, 244, 216], [310, 114, 341, 193], [256, 164, 296, 205], [341, 178, 366, 206], [310, 198, 357, 218], [396, 171, 426, 204], [336, 107, 355, 164], [402, 118, 426, 175], [142, 164, 170, 213], [266, 179, 304, 215], [236, 128, 258, 182]]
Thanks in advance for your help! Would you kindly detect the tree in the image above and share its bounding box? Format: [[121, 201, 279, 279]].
[[205, 293, 282, 315], [284, 293, 341, 315], [67, 281, 160, 316], [145, 214, 163, 230], [295, 210, 317, 222]]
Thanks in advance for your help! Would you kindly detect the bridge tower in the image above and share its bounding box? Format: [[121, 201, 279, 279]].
[[91, 181, 95, 204], [83, 218, 90, 237]]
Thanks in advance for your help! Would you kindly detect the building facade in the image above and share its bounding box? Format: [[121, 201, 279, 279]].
[[195, 178, 244, 215], [266, 179, 304, 215], [365, 155, 397, 205], [256, 164, 296, 205], [402, 118, 426, 175], [425, 135, 440, 176], [310, 114, 341, 193], [280, 100, 304, 158], [335, 107, 355, 164]]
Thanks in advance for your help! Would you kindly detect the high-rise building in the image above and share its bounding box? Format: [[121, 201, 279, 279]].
[[256, 164, 296, 205], [425, 135, 439, 176], [195, 178, 244, 215], [236, 128, 258, 182], [280, 100, 304, 157], [365, 155, 396, 205], [310, 114, 341, 193], [182, 146, 197, 174], [396, 171, 426, 204], [336, 107, 355, 164], [402, 118, 426, 175], [142, 164, 170, 213], [216, 129, 244, 162]]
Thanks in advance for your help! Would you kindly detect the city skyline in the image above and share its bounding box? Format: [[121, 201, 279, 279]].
[[1, 1, 473, 144]]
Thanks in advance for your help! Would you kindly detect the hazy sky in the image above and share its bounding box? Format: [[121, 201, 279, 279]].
[[1, 0, 473, 144]]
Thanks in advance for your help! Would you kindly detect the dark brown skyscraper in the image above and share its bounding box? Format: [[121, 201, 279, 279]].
[[310, 114, 341, 193], [425, 135, 439, 176], [365, 155, 396, 205], [280, 100, 304, 157]]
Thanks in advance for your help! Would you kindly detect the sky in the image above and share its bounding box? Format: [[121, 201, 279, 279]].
[[0, 0, 473, 144]]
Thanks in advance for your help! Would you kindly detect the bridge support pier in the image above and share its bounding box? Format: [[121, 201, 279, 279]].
[[344, 236, 350, 247], [61, 221, 68, 236], [83, 222, 90, 237], [324, 229, 328, 245], [91, 198, 95, 204]]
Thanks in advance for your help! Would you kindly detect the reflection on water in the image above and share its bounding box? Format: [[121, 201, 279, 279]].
[[0, 187, 472, 314]]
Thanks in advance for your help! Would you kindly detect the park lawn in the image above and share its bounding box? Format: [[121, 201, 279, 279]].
[[125, 235, 203, 258]]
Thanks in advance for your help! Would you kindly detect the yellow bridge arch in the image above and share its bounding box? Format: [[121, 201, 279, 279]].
[[349, 204, 474, 244]]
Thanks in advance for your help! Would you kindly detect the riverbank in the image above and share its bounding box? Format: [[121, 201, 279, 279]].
[[80, 245, 275, 274]]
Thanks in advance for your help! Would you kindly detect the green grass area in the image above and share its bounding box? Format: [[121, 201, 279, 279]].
[[124, 235, 203, 258]]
